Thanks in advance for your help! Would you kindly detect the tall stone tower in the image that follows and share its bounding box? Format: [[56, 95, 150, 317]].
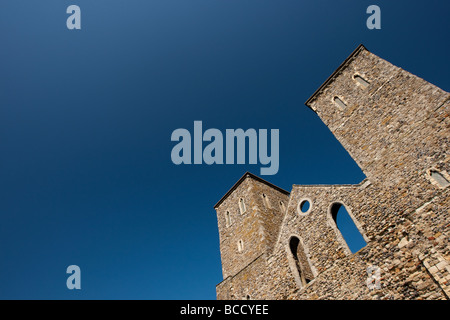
[[213, 45, 450, 300], [305, 44, 449, 202]]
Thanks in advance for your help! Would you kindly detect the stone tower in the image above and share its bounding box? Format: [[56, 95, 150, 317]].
[[305, 44, 449, 202], [214, 173, 290, 285], [214, 45, 450, 300]]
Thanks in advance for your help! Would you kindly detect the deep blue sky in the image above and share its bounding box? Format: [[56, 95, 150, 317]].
[[0, 1, 449, 299]]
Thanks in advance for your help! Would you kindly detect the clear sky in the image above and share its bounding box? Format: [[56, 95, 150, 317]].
[[0, 0, 449, 299]]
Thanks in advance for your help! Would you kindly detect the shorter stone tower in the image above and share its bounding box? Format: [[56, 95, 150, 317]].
[[214, 172, 289, 293]]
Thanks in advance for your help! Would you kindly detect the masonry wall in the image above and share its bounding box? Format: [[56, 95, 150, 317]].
[[216, 178, 261, 279], [214, 45, 450, 300], [217, 182, 449, 300], [281, 183, 450, 299], [249, 179, 290, 254], [215, 175, 289, 279], [307, 46, 449, 203]]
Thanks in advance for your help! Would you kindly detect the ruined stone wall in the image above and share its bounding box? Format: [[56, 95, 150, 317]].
[[217, 182, 449, 300], [278, 182, 449, 300], [216, 252, 299, 300], [214, 45, 449, 300]]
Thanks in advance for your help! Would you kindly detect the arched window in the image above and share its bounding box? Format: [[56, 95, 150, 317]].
[[288, 236, 314, 288], [279, 201, 286, 213], [237, 239, 244, 252], [429, 170, 450, 188], [239, 198, 246, 214], [330, 203, 366, 253], [333, 96, 347, 110], [225, 211, 231, 227], [262, 193, 271, 208], [353, 74, 370, 88]]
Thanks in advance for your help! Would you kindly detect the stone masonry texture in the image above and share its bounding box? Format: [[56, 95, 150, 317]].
[[213, 45, 450, 300]]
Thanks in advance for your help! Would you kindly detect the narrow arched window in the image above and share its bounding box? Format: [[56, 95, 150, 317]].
[[279, 201, 286, 213], [225, 211, 231, 227], [429, 170, 450, 188], [239, 198, 246, 214], [333, 96, 347, 110], [237, 239, 244, 252], [353, 74, 370, 88], [330, 203, 366, 253], [262, 193, 271, 208], [288, 236, 314, 288]]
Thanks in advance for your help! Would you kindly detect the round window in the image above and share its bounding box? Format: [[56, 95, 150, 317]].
[[297, 199, 312, 215]]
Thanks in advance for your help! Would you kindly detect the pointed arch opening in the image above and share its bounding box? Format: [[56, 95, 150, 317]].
[[288, 236, 314, 288], [330, 203, 367, 253]]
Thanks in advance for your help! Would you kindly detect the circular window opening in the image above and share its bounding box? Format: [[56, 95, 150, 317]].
[[297, 199, 312, 215], [300, 200, 310, 212]]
